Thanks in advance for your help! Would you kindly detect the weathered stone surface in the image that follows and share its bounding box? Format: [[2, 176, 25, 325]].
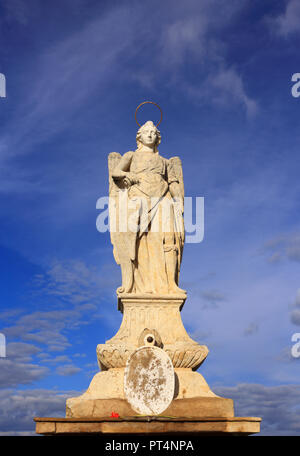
[[166, 396, 234, 418], [124, 346, 175, 415], [66, 365, 225, 418], [66, 395, 234, 420], [35, 421, 55, 434], [174, 369, 218, 399], [66, 368, 125, 416], [35, 416, 261, 435], [66, 398, 133, 419]]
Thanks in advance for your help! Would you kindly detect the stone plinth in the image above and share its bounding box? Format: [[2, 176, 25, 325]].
[[35, 416, 261, 435]]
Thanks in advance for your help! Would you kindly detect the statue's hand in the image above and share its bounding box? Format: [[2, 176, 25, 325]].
[[123, 173, 139, 188], [123, 176, 131, 188]]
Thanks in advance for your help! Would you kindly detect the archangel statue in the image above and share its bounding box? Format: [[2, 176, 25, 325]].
[[108, 119, 185, 296]]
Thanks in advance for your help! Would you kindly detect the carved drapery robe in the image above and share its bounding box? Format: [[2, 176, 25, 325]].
[[109, 149, 184, 295]]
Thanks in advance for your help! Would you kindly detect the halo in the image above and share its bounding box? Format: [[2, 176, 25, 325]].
[[135, 101, 163, 128]]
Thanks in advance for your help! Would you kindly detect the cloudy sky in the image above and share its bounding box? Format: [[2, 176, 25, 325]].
[[0, 0, 300, 436]]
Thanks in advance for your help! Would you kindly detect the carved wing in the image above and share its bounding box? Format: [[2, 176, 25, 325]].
[[108, 152, 122, 197], [168, 156, 184, 200], [107, 152, 136, 267], [108, 152, 122, 264], [168, 156, 185, 266]]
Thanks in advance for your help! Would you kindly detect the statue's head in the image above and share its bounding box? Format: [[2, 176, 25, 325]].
[[136, 121, 161, 152]]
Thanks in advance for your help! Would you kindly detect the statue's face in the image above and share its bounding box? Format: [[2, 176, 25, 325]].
[[139, 124, 157, 147]]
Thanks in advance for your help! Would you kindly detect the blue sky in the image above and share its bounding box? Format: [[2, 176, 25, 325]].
[[0, 0, 300, 435]]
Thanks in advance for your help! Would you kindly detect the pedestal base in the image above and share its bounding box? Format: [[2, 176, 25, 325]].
[[66, 396, 234, 419], [36, 294, 261, 436], [65, 368, 231, 418], [34, 415, 261, 435]]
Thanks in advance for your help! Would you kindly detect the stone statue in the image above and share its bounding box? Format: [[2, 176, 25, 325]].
[[108, 120, 186, 296], [36, 104, 261, 435]]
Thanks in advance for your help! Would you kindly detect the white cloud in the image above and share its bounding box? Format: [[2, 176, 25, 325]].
[[153, 4, 258, 117], [274, 0, 300, 37], [209, 67, 258, 117], [30, 258, 118, 305], [0, 388, 78, 434], [0, 359, 49, 388], [260, 233, 300, 264], [56, 364, 81, 376], [0, 257, 118, 390], [161, 17, 208, 67], [201, 289, 226, 309], [6, 342, 41, 361], [214, 383, 300, 435], [181, 65, 258, 117], [43, 355, 72, 364]]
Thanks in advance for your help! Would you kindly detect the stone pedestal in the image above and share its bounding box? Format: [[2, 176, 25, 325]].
[[66, 295, 217, 418], [35, 294, 261, 435], [97, 295, 208, 372]]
